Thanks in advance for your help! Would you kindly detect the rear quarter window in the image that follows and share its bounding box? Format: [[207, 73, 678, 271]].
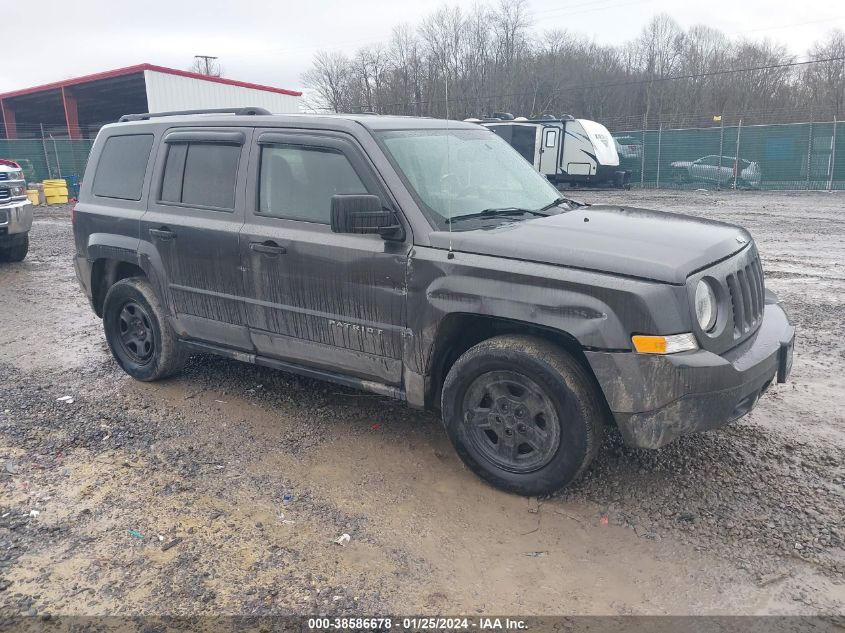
[[182, 144, 240, 209], [92, 134, 155, 200], [159, 142, 241, 211]]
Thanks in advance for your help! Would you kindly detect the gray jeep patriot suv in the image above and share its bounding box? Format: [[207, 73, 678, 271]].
[[73, 108, 795, 495]]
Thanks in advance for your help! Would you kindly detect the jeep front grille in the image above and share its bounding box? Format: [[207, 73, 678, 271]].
[[0, 188, 10, 203], [726, 254, 765, 337]]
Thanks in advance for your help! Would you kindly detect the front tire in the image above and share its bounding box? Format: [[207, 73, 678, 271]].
[[441, 335, 604, 496], [102, 277, 187, 381]]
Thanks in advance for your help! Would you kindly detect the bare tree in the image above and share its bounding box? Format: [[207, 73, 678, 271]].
[[388, 24, 424, 115], [419, 5, 466, 116], [632, 14, 685, 125], [805, 29, 845, 118], [299, 0, 837, 127], [302, 51, 353, 113]]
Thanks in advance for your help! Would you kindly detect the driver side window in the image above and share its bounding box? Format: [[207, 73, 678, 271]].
[[258, 144, 368, 223]]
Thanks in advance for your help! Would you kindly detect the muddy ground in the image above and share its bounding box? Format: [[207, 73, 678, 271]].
[[0, 190, 842, 618]]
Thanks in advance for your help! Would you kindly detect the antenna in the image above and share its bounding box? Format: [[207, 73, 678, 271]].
[[444, 75, 454, 257]]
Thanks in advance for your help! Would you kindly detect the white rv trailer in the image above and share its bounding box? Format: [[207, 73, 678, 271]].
[[475, 115, 631, 189]]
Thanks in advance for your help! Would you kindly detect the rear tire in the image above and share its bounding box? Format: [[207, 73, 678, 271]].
[[1, 235, 29, 262], [102, 276, 187, 381], [441, 335, 604, 496]]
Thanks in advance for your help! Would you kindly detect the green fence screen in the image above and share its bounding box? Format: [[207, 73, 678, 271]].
[[613, 120, 843, 190], [2, 120, 843, 191], [0, 138, 94, 185]]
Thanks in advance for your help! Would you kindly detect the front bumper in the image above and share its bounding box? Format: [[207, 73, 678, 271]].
[[0, 201, 33, 238], [585, 295, 795, 449]]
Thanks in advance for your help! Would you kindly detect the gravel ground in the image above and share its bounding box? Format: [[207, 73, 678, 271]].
[[0, 191, 842, 618]]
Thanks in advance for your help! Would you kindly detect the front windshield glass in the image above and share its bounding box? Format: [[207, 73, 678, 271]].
[[377, 128, 563, 227]]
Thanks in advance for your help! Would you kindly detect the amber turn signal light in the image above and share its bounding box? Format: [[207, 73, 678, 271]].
[[632, 333, 698, 354]]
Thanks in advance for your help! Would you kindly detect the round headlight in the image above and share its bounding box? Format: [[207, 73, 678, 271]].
[[695, 279, 718, 332]]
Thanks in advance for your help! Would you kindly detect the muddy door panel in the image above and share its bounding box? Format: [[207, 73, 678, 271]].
[[240, 131, 409, 385], [140, 128, 251, 348]]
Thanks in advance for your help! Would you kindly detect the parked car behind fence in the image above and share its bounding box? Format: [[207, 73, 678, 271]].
[[670, 155, 762, 188], [614, 136, 643, 161]]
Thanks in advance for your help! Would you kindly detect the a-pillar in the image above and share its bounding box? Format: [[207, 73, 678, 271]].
[[0, 99, 17, 139], [61, 87, 82, 140]]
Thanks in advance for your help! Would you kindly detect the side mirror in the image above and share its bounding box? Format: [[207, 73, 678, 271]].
[[330, 194, 403, 240]]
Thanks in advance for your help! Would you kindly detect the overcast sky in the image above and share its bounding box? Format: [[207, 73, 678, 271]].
[[3, 0, 843, 94]]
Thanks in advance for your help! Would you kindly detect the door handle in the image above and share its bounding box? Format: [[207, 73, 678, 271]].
[[250, 241, 286, 255], [150, 228, 176, 241]]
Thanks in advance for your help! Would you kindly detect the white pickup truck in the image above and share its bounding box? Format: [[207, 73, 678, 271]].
[[0, 160, 32, 262]]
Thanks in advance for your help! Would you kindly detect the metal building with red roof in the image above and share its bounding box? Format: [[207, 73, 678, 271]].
[[0, 64, 303, 140]]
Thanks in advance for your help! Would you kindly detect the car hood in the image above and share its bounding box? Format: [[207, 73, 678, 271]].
[[429, 205, 752, 284]]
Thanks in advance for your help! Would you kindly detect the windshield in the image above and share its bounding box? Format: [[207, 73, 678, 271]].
[[377, 128, 563, 227]]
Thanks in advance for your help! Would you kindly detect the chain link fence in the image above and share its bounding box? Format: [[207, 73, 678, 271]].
[[0, 137, 94, 192], [2, 118, 843, 192], [611, 119, 843, 190]]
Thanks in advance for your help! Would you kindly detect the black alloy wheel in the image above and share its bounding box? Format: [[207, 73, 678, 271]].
[[461, 370, 560, 474]]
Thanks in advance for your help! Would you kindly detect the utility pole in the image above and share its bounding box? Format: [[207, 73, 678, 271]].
[[733, 119, 743, 190], [40, 123, 52, 179], [717, 114, 724, 191], [656, 122, 663, 188], [193, 55, 219, 76], [829, 116, 837, 192]]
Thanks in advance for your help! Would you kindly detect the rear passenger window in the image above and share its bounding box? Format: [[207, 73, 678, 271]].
[[259, 144, 368, 223], [160, 142, 241, 210], [92, 134, 154, 200]]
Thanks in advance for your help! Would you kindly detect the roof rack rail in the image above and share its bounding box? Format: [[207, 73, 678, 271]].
[[118, 107, 271, 123]]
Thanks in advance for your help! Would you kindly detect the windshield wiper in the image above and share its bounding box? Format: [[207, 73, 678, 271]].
[[446, 207, 550, 224], [538, 197, 567, 212], [539, 196, 586, 211]]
